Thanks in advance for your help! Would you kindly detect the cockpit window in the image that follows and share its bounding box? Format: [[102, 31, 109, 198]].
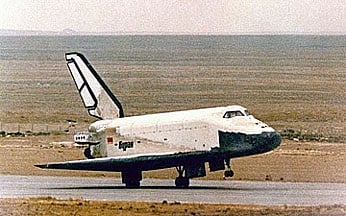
[[223, 111, 245, 118], [244, 110, 250, 116]]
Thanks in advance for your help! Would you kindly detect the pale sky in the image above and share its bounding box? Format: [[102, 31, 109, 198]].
[[1, 0, 345, 34]]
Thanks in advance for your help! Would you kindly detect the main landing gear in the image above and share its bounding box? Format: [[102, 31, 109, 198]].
[[122, 169, 142, 188], [175, 166, 190, 188], [224, 158, 234, 178]]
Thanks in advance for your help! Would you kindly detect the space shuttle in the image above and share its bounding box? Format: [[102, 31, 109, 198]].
[[36, 52, 281, 188]]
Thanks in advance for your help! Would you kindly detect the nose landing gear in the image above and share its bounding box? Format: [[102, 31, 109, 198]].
[[224, 169, 234, 177], [175, 166, 190, 188], [224, 158, 234, 178]]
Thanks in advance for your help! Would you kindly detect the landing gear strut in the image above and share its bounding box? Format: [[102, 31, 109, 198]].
[[175, 166, 190, 188], [224, 158, 234, 178]]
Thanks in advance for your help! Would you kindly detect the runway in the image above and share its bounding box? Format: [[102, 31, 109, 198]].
[[1, 175, 345, 206]]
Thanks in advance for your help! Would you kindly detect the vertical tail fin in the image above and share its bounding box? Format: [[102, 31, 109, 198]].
[[65, 52, 124, 119]]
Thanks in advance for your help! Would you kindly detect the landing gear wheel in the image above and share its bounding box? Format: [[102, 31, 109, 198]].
[[224, 170, 234, 177], [224, 158, 234, 178], [175, 166, 190, 188], [125, 180, 140, 188], [175, 177, 190, 188], [122, 169, 142, 188]]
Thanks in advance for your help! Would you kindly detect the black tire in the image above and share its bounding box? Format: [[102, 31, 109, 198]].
[[125, 180, 140, 188], [175, 177, 190, 188], [224, 170, 234, 177]]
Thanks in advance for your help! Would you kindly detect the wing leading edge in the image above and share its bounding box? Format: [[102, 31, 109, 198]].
[[35, 150, 212, 172]]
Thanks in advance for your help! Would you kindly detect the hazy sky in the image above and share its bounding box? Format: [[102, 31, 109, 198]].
[[1, 0, 345, 34]]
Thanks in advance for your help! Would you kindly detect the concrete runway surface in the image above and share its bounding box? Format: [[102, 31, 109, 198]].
[[1, 175, 345, 206]]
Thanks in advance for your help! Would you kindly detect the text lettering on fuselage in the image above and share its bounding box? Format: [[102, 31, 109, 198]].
[[116, 141, 134, 151]]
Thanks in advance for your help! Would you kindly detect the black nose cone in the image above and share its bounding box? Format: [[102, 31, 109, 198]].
[[267, 131, 281, 150]]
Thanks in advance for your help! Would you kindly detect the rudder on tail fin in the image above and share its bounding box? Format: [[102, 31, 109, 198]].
[[65, 52, 124, 119]]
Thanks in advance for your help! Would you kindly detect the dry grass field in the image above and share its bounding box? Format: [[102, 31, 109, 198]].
[[1, 197, 345, 216], [1, 62, 344, 142]]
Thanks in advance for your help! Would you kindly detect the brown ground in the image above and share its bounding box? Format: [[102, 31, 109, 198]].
[[1, 197, 345, 216]]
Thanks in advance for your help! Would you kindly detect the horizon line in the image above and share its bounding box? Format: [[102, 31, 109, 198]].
[[1, 28, 345, 36]]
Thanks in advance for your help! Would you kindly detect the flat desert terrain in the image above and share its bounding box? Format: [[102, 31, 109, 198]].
[[1, 197, 345, 216]]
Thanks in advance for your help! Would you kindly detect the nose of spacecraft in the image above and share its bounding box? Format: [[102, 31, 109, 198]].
[[263, 131, 281, 151], [218, 129, 281, 154]]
